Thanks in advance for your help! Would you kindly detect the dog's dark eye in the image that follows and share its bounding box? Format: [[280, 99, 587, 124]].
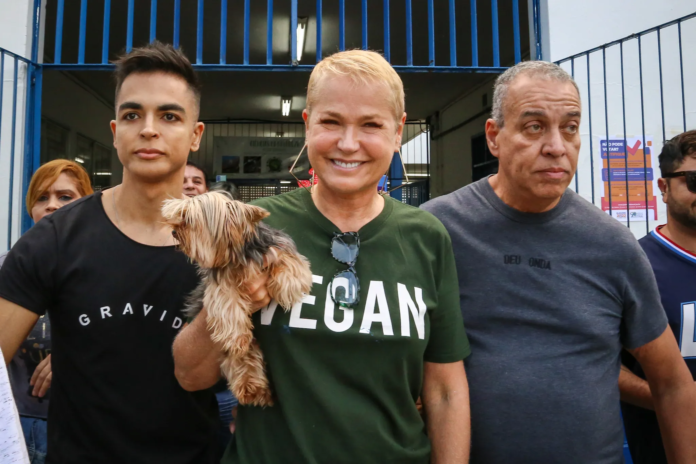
[[172, 230, 178, 238]]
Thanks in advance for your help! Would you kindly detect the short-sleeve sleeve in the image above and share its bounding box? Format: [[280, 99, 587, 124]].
[[423, 225, 471, 363], [620, 239, 668, 350], [0, 218, 59, 315]]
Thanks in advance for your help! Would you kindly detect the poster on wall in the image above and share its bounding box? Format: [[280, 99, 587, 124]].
[[213, 137, 307, 179], [599, 136, 658, 222]]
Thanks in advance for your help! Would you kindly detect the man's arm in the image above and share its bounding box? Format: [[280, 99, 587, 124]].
[[422, 361, 470, 464], [0, 297, 39, 364], [173, 273, 271, 391], [619, 364, 654, 410], [629, 327, 696, 464]]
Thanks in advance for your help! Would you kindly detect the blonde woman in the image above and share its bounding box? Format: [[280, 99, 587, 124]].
[[0, 159, 93, 464], [174, 50, 471, 463]]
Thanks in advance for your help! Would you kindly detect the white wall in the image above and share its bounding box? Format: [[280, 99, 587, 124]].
[[429, 79, 496, 198], [541, 0, 695, 62]]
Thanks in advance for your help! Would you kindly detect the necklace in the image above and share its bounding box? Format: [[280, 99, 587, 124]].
[[112, 186, 122, 230]]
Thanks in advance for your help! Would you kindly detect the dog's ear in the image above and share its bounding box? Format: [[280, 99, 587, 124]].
[[161, 197, 189, 225], [243, 204, 270, 224]]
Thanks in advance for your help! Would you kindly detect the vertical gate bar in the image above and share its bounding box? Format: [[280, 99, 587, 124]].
[[243, 0, 250, 64], [339, 0, 345, 51], [267, 0, 273, 65], [127, 0, 134, 53], [78, 0, 87, 63], [405, 0, 413, 66], [150, 0, 158, 42], [620, 41, 630, 228], [587, 54, 595, 204], [470, 0, 478, 66], [384, 0, 390, 62], [449, 0, 456, 67], [428, 0, 435, 66], [317, 0, 323, 61], [571, 58, 578, 193], [678, 21, 686, 132], [638, 36, 648, 234], [197, 0, 204, 64], [512, 0, 521, 63], [532, 0, 542, 59], [220, 0, 227, 64], [491, 0, 500, 67], [31, 0, 42, 63], [54, 0, 64, 63], [174, 0, 181, 48], [657, 29, 665, 142], [102, 0, 111, 63], [8, 59, 19, 250], [361, 0, 367, 50], [21, 64, 37, 233], [602, 48, 612, 217], [291, 0, 298, 61]]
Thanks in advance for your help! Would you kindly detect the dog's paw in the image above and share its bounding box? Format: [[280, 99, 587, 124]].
[[236, 385, 274, 408]]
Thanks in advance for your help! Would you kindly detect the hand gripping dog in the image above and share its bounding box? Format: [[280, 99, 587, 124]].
[[162, 192, 313, 407]]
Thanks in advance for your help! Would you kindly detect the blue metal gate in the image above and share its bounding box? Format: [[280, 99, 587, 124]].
[[556, 12, 696, 238]]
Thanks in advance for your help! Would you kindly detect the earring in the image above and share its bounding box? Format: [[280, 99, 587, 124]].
[[289, 142, 311, 192]]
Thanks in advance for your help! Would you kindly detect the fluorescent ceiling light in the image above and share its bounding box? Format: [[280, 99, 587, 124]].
[[281, 96, 292, 117], [95, 172, 112, 176], [296, 17, 308, 62], [280, 180, 291, 184], [74, 157, 84, 164]]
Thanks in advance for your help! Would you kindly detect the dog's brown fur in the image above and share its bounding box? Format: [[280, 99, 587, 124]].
[[162, 192, 312, 406]]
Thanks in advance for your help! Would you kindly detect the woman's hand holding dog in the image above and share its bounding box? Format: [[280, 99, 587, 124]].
[[243, 251, 278, 312]]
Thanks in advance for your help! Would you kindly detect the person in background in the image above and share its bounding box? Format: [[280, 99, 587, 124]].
[[422, 61, 696, 464], [184, 160, 209, 197], [0, 159, 93, 464], [620, 130, 696, 464]]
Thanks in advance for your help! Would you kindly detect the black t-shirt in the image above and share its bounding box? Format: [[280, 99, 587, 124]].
[[0, 193, 217, 464]]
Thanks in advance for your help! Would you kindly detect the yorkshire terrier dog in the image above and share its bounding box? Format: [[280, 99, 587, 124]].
[[162, 191, 312, 407]]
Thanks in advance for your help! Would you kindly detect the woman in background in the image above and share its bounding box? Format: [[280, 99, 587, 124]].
[[0, 159, 93, 464]]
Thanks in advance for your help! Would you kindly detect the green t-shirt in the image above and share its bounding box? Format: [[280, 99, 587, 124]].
[[223, 188, 470, 464]]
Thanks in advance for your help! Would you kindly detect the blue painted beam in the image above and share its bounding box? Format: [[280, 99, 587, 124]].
[[54, 0, 64, 63], [78, 0, 87, 63], [102, 0, 111, 63], [150, 0, 158, 42], [126, 0, 134, 53], [197, 0, 204, 64]]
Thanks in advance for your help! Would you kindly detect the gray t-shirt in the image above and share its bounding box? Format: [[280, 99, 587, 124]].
[[422, 178, 668, 464]]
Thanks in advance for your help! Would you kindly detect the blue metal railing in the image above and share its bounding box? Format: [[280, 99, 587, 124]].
[[0, 47, 41, 251], [42, 0, 527, 72], [556, 12, 696, 236]]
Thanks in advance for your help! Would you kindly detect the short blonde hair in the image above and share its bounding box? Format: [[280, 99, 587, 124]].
[[306, 50, 405, 123], [26, 159, 93, 213]]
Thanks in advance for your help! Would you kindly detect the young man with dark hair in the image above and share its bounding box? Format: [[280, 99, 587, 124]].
[[620, 130, 696, 464], [0, 41, 218, 463], [184, 160, 209, 197]]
